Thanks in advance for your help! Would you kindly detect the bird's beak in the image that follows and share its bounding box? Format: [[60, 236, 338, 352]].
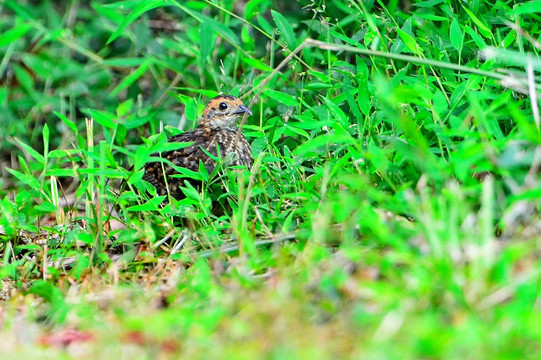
[[233, 105, 252, 115]]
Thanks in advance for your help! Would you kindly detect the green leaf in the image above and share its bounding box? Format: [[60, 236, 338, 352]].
[[257, 15, 274, 36], [102, 57, 147, 67], [199, 19, 214, 63], [271, 10, 297, 49], [198, 160, 209, 182], [43, 123, 50, 157], [241, 57, 273, 72], [91, 2, 125, 23], [35, 202, 57, 212], [177, 95, 198, 123], [414, 0, 445, 7], [28, 280, 65, 304], [150, 140, 194, 154], [127, 196, 166, 211], [397, 29, 418, 54], [292, 133, 357, 157], [14, 137, 44, 164], [110, 58, 152, 97], [54, 112, 78, 133], [208, 19, 239, 46], [462, 6, 492, 38], [510, 1, 541, 15], [106, 0, 165, 45], [0, 23, 32, 48], [117, 98, 133, 117], [321, 96, 348, 128], [12, 64, 35, 94], [6, 168, 41, 189], [464, 26, 487, 48], [123, 115, 152, 130], [263, 89, 298, 106], [46, 168, 76, 177], [450, 18, 463, 52], [83, 109, 116, 129], [48, 149, 80, 158], [170, 166, 203, 181]]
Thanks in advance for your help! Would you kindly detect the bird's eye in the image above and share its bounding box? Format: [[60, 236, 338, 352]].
[[219, 102, 228, 111]]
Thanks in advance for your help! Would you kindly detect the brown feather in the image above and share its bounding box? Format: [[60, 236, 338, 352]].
[[142, 95, 253, 198]]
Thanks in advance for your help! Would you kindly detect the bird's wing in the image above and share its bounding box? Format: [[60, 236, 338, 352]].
[[142, 128, 217, 195]]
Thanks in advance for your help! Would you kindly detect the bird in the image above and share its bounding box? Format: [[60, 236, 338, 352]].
[[142, 95, 253, 199]]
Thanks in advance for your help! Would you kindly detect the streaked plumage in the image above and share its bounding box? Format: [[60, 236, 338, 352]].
[[143, 95, 253, 198]]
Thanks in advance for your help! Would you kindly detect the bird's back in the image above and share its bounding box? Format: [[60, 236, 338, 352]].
[[142, 125, 252, 197]]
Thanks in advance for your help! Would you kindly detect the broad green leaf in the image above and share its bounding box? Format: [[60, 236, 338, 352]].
[[106, 0, 165, 44], [241, 57, 273, 72], [149, 141, 195, 154], [12, 64, 34, 94], [123, 115, 152, 130], [510, 1, 541, 15], [83, 109, 116, 129], [43, 124, 50, 157], [462, 6, 492, 38], [245, 0, 267, 20], [397, 29, 418, 54], [329, 29, 363, 48], [199, 19, 214, 63], [91, 2, 125, 23], [28, 280, 65, 304], [198, 160, 209, 182], [110, 58, 152, 97], [78, 168, 126, 177], [271, 10, 297, 49], [174, 88, 218, 98], [293, 133, 357, 157], [450, 18, 463, 52], [321, 96, 348, 128], [6, 168, 41, 189], [0, 23, 32, 48], [127, 195, 166, 211], [35, 202, 57, 212], [464, 26, 488, 48], [117, 98, 133, 117], [177, 95, 198, 122], [54, 112, 77, 133], [257, 15, 274, 36], [204, 16, 239, 46], [48, 149, 80, 158], [282, 125, 309, 139], [46, 168, 76, 177], [263, 89, 298, 106], [414, 0, 445, 7], [127, 169, 144, 185], [391, 18, 412, 54], [2, 1, 34, 21], [14, 137, 44, 164], [414, 13, 448, 21], [102, 58, 147, 67], [241, 25, 254, 50], [171, 166, 203, 181], [343, 76, 363, 125]]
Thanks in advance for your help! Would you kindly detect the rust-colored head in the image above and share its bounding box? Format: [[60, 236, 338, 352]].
[[200, 95, 252, 129]]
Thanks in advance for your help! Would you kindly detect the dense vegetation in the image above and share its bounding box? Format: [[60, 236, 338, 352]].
[[1, 0, 540, 358]]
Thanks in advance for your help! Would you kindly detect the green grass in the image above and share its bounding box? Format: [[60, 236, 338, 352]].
[[1, 0, 541, 358]]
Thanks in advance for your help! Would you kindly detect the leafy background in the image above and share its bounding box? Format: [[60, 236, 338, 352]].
[[1, 0, 540, 358]]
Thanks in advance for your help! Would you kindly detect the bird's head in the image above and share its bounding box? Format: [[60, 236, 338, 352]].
[[200, 95, 252, 129]]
